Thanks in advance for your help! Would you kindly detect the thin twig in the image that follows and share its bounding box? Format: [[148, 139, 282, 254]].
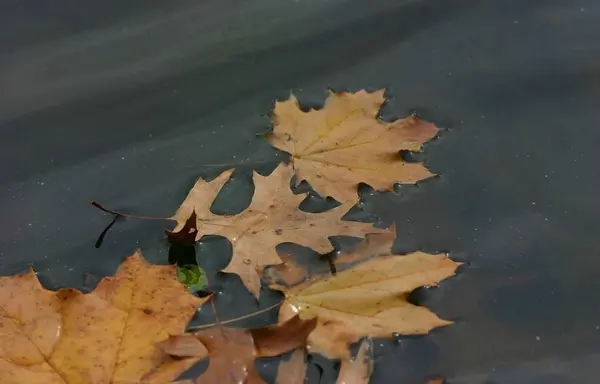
[[187, 300, 283, 331], [94, 215, 121, 248], [90, 200, 172, 221], [193, 159, 279, 168]]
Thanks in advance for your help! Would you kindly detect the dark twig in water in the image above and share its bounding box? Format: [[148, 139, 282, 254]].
[[187, 300, 283, 331], [90, 200, 171, 221], [94, 215, 121, 248]]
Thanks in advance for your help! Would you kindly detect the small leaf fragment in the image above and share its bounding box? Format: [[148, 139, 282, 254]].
[[336, 338, 373, 384], [158, 334, 209, 358], [188, 316, 315, 383], [252, 315, 317, 357], [426, 379, 445, 384], [167, 211, 199, 245], [264, 252, 309, 287], [192, 327, 266, 384], [275, 348, 307, 384], [177, 264, 208, 292]]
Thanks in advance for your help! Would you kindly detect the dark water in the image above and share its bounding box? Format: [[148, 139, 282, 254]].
[[2, 0, 600, 383]]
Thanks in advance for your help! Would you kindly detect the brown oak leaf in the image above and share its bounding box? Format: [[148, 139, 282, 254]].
[[0, 252, 208, 384], [172, 162, 386, 298], [267, 89, 439, 203]]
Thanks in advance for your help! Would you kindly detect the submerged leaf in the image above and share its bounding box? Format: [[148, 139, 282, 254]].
[[275, 348, 307, 384], [188, 315, 315, 383], [193, 327, 264, 384], [158, 334, 209, 358], [336, 338, 373, 384], [177, 264, 208, 292]]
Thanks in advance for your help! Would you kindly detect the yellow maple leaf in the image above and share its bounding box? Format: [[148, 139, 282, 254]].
[[0, 252, 208, 384], [172, 162, 386, 298], [267, 89, 439, 203], [273, 231, 459, 359]]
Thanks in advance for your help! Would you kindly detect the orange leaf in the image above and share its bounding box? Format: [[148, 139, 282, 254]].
[[0, 251, 208, 384]]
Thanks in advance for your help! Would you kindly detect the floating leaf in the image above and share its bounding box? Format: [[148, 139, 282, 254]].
[[267, 89, 439, 203], [273, 232, 460, 359], [0, 252, 208, 384], [171, 315, 316, 383], [172, 163, 386, 298]]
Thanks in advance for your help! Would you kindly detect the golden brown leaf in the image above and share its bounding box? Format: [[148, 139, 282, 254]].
[[273, 234, 460, 359], [189, 316, 314, 383], [268, 89, 439, 203], [0, 251, 208, 384], [172, 163, 386, 298]]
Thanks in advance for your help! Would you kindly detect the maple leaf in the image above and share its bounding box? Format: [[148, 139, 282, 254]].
[[160, 315, 316, 383], [171, 163, 387, 298], [267, 89, 439, 203], [272, 231, 460, 359], [0, 251, 208, 384]]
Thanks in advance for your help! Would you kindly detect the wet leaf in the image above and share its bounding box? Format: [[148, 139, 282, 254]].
[[186, 315, 315, 383], [268, 89, 439, 203], [272, 233, 460, 359], [157, 334, 209, 358], [0, 252, 208, 384], [252, 315, 317, 357], [172, 163, 386, 298]]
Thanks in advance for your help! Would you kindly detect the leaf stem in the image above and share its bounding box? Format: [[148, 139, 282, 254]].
[[90, 200, 172, 221], [187, 300, 284, 331]]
